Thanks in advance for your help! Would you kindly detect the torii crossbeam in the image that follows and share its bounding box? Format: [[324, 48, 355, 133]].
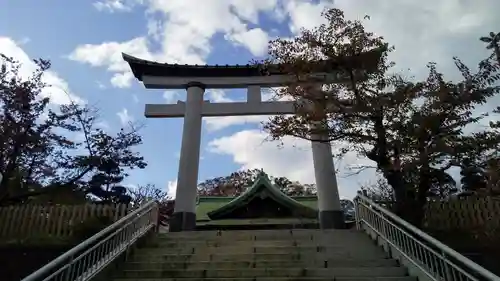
[[123, 48, 385, 232]]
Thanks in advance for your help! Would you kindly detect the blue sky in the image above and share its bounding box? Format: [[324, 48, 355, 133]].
[[1, 0, 499, 199]]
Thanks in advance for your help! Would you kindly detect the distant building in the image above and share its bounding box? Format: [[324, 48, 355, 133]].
[[195, 172, 355, 230]]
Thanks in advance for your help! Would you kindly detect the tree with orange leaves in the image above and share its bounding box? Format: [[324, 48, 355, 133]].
[[258, 8, 500, 226]]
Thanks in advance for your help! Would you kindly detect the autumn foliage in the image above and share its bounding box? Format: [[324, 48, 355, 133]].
[[258, 8, 500, 226], [197, 169, 316, 197]]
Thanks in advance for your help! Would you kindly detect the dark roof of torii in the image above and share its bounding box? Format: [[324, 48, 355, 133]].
[[122, 45, 386, 80]]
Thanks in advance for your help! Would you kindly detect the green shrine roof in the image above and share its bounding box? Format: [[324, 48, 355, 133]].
[[196, 195, 318, 220], [196, 172, 318, 221]]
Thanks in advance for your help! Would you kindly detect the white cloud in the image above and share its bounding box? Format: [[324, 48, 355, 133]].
[[68, 37, 155, 88], [283, 0, 334, 34], [333, 0, 500, 79], [208, 130, 376, 199], [76, 0, 499, 86], [162, 88, 273, 132], [206, 89, 233, 103], [228, 0, 279, 23], [204, 116, 269, 132], [72, 0, 319, 87], [69, 38, 150, 69], [163, 90, 183, 103], [93, 0, 137, 12], [202, 89, 270, 131], [117, 108, 134, 125], [143, 0, 278, 63], [0, 37, 84, 105], [226, 28, 270, 56], [110, 72, 134, 88], [201, 88, 293, 131], [166, 179, 178, 198]]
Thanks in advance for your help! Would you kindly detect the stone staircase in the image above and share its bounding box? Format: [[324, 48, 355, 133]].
[[111, 229, 416, 281]]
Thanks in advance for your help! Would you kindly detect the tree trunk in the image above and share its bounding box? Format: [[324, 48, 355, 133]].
[[384, 170, 426, 228], [367, 111, 427, 227], [392, 190, 425, 228]]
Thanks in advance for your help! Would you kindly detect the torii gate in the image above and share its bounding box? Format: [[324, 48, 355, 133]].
[[123, 48, 384, 232]]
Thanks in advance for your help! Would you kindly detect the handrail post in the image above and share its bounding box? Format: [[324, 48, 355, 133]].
[[354, 194, 500, 281], [21, 201, 159, 281], [152, 204, 159, 233], [442, 251, 454, 281], [124, 219, 133, 262], [64, 255, 74, 280], [354, 195, 361, 230]]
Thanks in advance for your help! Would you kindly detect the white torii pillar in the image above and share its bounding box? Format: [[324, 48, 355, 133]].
[[311, 122, 344, 229], [168, 82, 205, 231], [161, 84, 344, 231], [306, 85, 344, 229]]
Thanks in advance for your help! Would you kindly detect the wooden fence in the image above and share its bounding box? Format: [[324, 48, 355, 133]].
[[424, 197, 500, 230], [0, 204, 129, 241], [1, 198, 499, 240]]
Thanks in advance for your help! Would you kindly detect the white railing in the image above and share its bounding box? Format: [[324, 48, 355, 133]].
[[21, 200, 159, 281], [354, 194, 500, 281]]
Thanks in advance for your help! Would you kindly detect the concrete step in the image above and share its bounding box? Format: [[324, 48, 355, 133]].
[[132, 247, 388, 259], [163, 229, 324, 235], [116, 228, 414, 280], [116, 267, 407, 279], [131, 251, 389, 262], [161, 229, 362, 236], [159, 229, 366, 241], [143, 242, 382, 257], [113, 276, 417, 281], [149, 237, 377, 247], [135, 245, 387, 256], [125, 259, 399, 270], [142, 244, 381, 255], [152, 236, 370, 244]]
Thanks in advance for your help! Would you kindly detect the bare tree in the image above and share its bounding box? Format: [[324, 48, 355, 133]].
[[128, 184, 169, 206]]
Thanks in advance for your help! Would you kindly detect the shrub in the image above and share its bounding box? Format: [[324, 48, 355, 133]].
[[71, 215, 114, 243]]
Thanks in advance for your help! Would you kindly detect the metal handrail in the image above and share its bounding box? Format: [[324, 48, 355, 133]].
[[22, 200, 159, 281], [354, 194, 500, 281]]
